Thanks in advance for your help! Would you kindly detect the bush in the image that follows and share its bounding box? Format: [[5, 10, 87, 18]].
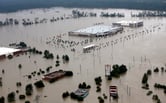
[[62, 55, 70, 62], [65, 71, 73, 76], [16, 82, 22, 87], [44, 50, 54, 59], [142, 73, 148, 84], [19, 95, 26, 100], [0, 96, 5, 103], [55, 63, 60, 67], [147, 69, 152, 75], [96, 86, 101, 92], [7, 55, 13, 59], [161, 67, 164, 72], [70, 92, 77, 99], [62, 91, 69, 98], [25, 84, 33, 96], [146, 91, 153, 96], [98, 96, 104, 103], [34, 80, 45, 88], [95, 76, 102, 85], [152, 94, 158, 100], [25, 100, 30, 103], [19, 42, 27, 48], [107, 76, 112, 80], [110, 64, 128, 77], [164, 89, 166, 94], [154, 67, 159, 72], [7, 92, 15, 102], [18, 64, 22, 69]]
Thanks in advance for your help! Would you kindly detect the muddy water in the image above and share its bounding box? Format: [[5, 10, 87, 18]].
[[0, 8, 166, 103]]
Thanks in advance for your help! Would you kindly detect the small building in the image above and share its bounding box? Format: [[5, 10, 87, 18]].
[[69, 25, 123, 37], [112, 20, 143, 27], [83, 44, 96, 53]]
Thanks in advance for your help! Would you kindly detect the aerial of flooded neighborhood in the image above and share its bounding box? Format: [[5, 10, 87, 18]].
[[0, 1, 166, 103]]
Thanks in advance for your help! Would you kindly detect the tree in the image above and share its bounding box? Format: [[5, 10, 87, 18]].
[[62, 55, 70, 62], [142, 73, 148, 84], [0, 96, 5, 103], [34, 80, 45, 88], [7, 92, 15, 102], [25, 84, 33, 96], [18, 64, 22, 69], [19, 42, 27, 48]]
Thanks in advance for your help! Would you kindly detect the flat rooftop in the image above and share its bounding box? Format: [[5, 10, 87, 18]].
[[73, 25, 120, 34], [113, 20, 143, 26], [0, 47, 20, 56]]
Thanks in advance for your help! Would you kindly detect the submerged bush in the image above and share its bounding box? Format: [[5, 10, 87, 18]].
[[34, 80, 45, 88], [7, 92, 15, 102], [142, 73, 148, 84]]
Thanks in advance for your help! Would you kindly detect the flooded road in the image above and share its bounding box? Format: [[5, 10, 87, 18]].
[[0, 8, 166, 103]]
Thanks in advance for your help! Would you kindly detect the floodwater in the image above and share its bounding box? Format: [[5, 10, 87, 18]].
[[0, 7, 166, 103]]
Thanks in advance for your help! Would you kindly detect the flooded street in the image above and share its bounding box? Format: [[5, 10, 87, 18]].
[[0, 8, 166, 103]]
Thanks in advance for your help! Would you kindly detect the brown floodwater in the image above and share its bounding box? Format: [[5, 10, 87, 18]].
[[0, 7, 166, 103]]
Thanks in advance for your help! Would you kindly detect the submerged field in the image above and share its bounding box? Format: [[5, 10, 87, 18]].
[[0, 8, 166, 103]]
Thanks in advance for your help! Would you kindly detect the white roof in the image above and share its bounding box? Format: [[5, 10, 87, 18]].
[[114, 20, 143, 26], [83, 44, 95, 49], [73, 25, 120, 35], [0, 47, 20, 56]]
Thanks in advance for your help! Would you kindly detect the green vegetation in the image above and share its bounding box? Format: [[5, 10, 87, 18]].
[[161, 67, 164, 72], [154, 67, 159, 73], [19, 94, 26, 100], [70, 92, 84, 101], [152, 94, 161, 103], [28, 47, 42, 55], [7, 92, 15, 102], [78, 82, 91, 89], [7, 55, 13, 59], [55, 60, 60, 67], [0, 96, 5, 103], [110, 64, 128, 77], [142, 73, 148, 84], [25, 100, 30, 103], [18, 64, 22, 69], [96, 86, 101, 92], [65, 71, 73, 76], [46, 66, 52, 73], [98, 96, 104, 103], [103, 93, 107, 99], [94, 76, 102, 86], [146, 91, 153, 96], [16, 82, 22, 87], [19, 42, 27, 48], [62, 55, 70, 62], [44, 50, 54, 59], [94, 76, 102, 92], [34, 80, 45, 88], [62, 91, 70, 98], [147, 69, 152, 75], [25, 84, 33, 96]]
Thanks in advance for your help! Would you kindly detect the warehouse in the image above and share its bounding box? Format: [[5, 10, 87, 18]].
[[112, 20, 143, 27], [68, 25, 123, 37]]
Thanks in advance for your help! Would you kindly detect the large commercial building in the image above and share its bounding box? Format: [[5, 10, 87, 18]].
[[68, 25, 123, 37], [112, 20, 143, 27]]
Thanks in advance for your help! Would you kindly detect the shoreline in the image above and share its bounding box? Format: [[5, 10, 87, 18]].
[[0, 1, 166, 13]]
